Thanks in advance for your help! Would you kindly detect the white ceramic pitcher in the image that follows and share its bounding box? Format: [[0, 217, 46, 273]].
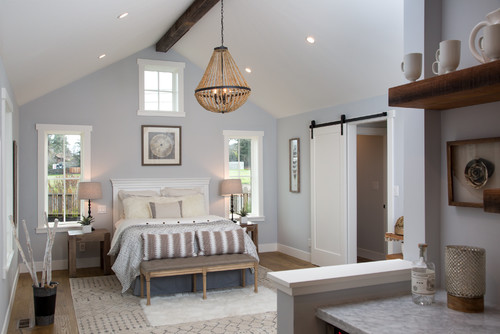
[[469, 8, 500, 63]]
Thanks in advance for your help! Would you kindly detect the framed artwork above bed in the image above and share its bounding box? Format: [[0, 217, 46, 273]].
[[142, 125, 181, 166]]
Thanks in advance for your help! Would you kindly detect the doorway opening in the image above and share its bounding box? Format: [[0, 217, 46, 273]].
[[356, 122, 387, 262], [346, 112, 395, 264]]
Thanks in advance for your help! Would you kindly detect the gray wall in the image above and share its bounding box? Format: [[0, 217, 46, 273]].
[[0, 54, 19, 334], [439, 0, 500, 306], [18, 46, 278, 263], [404, 0, 500, 305]]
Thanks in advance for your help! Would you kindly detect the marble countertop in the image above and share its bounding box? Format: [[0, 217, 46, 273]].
[[316, 290, 500, 334]]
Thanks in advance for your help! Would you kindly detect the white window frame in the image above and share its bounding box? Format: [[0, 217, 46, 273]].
[[137, 59, 185, 117], [223, 130, 264, 221], [2, 88, 14, 279], [36, 124, 92, 233]]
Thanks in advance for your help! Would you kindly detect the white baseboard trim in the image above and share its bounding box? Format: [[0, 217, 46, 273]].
[[19, 257, 101, 274], [277, 244, 311, 262], [357, 247, 385, 261], [258, 243, 278, 253], [2, 266, 19, 334]]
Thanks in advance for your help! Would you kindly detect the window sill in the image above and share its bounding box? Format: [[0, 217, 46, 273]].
[[248, 216, 265, 222], [36, 223, 83, 234], [137, 110, 186, 117], [231, 215, 265, 222]]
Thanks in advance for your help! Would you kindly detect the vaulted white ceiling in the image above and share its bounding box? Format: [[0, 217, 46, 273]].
[[0, 0, 404, 118]]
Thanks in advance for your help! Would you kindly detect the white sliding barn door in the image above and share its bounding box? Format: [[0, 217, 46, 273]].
[[310, 125, 347, 266]]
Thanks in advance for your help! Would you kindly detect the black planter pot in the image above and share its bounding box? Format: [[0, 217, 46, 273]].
[[33, 282, 58, 326]]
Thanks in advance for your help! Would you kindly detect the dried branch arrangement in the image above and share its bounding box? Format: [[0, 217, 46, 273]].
[[10, 213, 58, 288]]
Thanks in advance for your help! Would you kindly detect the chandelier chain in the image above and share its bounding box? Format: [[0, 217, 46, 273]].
[[221, 0, 224, 46]]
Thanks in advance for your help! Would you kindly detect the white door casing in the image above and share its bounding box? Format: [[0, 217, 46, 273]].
[[1, 88, 14, 279], [310, 124, 347, 266]]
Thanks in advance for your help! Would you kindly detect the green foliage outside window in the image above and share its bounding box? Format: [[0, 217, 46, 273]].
[[46, 134, 82, 222], [229, 138, 252, 213]]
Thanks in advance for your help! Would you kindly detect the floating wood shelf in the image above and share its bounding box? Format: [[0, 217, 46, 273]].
[[388, 60, 500, 110]]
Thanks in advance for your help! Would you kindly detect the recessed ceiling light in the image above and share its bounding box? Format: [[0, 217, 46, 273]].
[[306, 36, 315, 44], [117, 12, 129, 19], [98, 54, 106, 59], [245, 67, 252, 73]]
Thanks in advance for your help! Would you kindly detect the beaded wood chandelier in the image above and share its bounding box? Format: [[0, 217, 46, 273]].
[[195, 0, 251, 114]]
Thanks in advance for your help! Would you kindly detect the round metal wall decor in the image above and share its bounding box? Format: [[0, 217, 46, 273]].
[[464, 158, 495, 189], [149, 134, 173, 158]]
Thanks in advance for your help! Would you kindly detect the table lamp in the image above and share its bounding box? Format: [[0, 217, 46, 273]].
[[78, 182, 102, 219], [220, 179, 242, 222]]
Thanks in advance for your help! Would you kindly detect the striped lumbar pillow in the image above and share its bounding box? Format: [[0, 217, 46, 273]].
[[142, 231, 197, 260], [196, 229, 245, 256]]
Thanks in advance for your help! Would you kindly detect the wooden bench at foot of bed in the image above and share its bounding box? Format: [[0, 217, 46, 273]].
[[140, 254, 259, 305]]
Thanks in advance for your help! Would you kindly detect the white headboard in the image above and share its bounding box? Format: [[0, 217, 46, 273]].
[[110, 178, 211, 227]]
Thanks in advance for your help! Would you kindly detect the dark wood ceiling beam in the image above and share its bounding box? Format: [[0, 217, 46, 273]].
[[156, 0, 220, 53]]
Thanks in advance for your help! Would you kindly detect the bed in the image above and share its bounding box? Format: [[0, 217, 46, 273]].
[[108, 178, 259, 295]]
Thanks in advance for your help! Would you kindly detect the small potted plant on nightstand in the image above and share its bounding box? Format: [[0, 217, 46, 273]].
[[238, 206, 249, 225], [80, 215, 94, 233]]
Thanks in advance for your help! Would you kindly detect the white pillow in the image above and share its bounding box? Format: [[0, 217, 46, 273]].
[[160, 187, 202, 197], [122, 197, 152, 219], [149, 201, 182, 218], [181, 194, 207, 217]]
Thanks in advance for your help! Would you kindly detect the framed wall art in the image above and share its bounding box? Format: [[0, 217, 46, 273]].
[[289, 138, 300, 193], [142, 125, 181, 166], [447, 137, 500, 207]]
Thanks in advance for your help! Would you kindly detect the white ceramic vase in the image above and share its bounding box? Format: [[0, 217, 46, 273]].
[[469, 8, 500, 63], [82, 225, 92, 233]]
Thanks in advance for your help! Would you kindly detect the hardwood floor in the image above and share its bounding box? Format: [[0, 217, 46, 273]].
[[7, 267, 106, 334], [260, 251, 317, 271], [7, 252, 313, 333]]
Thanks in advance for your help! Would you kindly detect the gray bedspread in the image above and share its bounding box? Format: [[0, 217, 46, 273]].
[[109, 219, 259, 293]]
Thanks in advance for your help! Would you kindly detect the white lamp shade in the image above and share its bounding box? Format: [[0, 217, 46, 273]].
[[220, 179, 242, 196], [78, 182, 102, 200]]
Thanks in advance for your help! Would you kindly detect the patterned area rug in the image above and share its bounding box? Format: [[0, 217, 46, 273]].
[[70, 266, 277, 334]]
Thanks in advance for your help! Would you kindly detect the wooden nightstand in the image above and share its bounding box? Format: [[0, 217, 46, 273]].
[[240, 222, 258, 253], [68, 228, 111, 277]]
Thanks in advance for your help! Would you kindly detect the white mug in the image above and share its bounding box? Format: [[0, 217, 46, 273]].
[[479, 23, 500, 60], [435, 40, 461, 73], [432, 61, 445, 75], [432, 49, 445, 75], [401, 53, 422, 81]]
